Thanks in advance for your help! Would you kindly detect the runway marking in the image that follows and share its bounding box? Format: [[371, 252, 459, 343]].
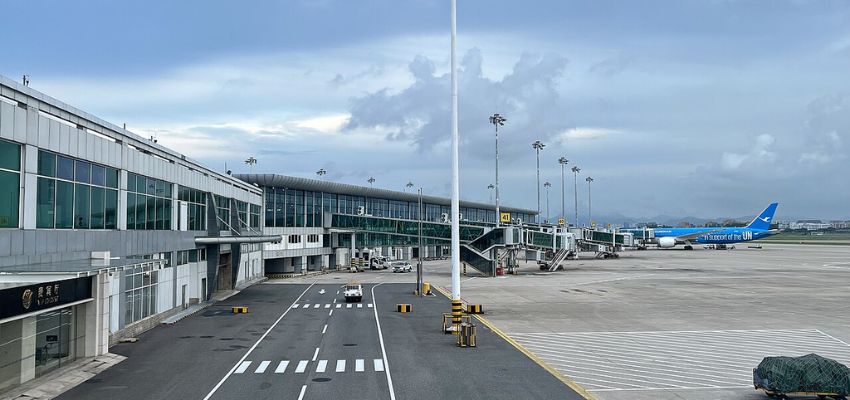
[[313, 303, 320, 309], [333, 298, 337, 303], [312, 347, 320, 361], [254, 361, 270, 374], [371, 283, 397, 400], [322, 324, 327, 334], [316, 360, 328, 373], [336, 290, 340, 295], [297, 385, 307, 400], [368, 304, 373, 308], [511, 329, 850, 392], [329, 309, 333, 316], [291, 304, 299, 309], [295, 360, 308, 373], [347, 304, 352, 308], [303, 304, 310, 308], [234, 361, 251, 374], [336, 360, 346, 372], [357, 304, 363, 308], [374, 359, 384, 372], [336, 304, 341, 308], [274, 360, 289, 374], [355, 359, 365, 372], [325, 304, 331, 308]]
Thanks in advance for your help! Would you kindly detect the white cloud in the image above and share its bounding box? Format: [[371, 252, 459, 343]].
[[720, 133, 776, 171], [560, 127, 620, 141]]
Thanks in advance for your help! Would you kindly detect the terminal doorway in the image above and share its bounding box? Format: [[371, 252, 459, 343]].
[[217, 253, 232, 292]]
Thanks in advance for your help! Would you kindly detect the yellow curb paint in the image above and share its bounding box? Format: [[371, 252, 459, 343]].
[[431, 285, 598, 400]]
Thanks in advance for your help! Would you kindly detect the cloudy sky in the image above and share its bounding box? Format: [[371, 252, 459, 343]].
[[2, 0, 849, 221]]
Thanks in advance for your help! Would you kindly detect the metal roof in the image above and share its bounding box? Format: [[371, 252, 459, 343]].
[[234, 174, 538, 215]]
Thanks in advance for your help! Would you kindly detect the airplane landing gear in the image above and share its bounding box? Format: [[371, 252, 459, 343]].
[[684, 245, 694, 250]]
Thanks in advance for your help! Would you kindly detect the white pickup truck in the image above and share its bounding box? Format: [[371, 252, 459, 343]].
[[343, 283, 362, 303]]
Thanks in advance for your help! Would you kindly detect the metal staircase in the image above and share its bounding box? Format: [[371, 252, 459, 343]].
[[547, 248, 570, 271]]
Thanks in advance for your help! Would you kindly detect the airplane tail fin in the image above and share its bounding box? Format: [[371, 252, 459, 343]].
[[746, 203, 779, 230]]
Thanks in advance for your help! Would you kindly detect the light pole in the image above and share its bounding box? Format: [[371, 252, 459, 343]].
[[571, 166, 581, 226], [405, 182, 414, 192], [489, 113, 506, 227], [487, 183, 495, 204], [544, 181, 551, 224], [316, 168, 326, 179], [450, 0, 462, 332], [367, 177, 375, 188], [417, 187, 423, 297], [558, 157, 568, 225], [586, 176, 594, 227], [532, 140, 546, 221]]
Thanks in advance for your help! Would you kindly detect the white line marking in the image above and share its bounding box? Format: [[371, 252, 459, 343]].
[[357, 304, 363, 308], [291, 304, 299, 309], [234, 361, 251, 374], [336, 304, 341, 308], [592, 386, 751, 392], [374, 359, 384, 372], [316, 360, 328, 373], [297, 385, 307, 400], [347, 303, 352, 308], [329, 310, 333, 316], [371, 283, 396, 400], [203, 283, 314, 400], [336, 360, 346, 372], [333, 298, 337, 303], [302, 304, 310, 309], [254, 361, 270, 373], [313, 303, 320, 308], [336, 290, 340, 295], [274, 360, 289, 374], [295, 360, 308, 373], [322, 324, 327, 334], [312, 347, 320, 361], [355, 359, 365, 372], [325, 304, 331, 308], [368, 304, 373, 308]]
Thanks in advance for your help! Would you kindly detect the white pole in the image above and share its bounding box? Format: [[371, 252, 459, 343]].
[[450, 0, 461, 302]]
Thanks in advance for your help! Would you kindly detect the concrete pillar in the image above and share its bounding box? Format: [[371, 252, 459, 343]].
[[0, 319, 24, 389], [300, 255, 308, 273], [22, 145, 37, 229], [118, 169, 128, 230], [20, 317, 36, 383], [322, 254, 330, 270]]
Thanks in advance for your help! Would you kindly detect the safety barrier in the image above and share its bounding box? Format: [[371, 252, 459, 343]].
[[457, 322, 477, 347], [231, 306, 248, 314], [442, 313, 471, 334], [465, 304, 483, 314], [397, 304, 412, 313]]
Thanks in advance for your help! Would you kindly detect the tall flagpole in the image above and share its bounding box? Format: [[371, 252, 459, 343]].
[[450, 0, 462, 332]]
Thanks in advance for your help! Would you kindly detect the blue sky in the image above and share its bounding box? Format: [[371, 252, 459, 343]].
[[3, 0, 849, 221]]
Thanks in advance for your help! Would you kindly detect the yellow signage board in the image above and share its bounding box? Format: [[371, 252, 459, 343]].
[[558, 218, 566, 226], [500, 212, 511, 223]]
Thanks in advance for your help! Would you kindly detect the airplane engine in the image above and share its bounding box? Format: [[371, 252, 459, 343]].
[[658, 237, 677, 248]]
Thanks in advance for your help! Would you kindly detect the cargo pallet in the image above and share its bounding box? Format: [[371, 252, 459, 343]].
[[754, 369, 847, 399]]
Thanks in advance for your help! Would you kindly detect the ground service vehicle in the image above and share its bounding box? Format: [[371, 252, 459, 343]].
[[343, 283, 363, 303], [392, 261, 412, 273]]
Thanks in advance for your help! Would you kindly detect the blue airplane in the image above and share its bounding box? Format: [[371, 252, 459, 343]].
[[651, 203, 779, 250]]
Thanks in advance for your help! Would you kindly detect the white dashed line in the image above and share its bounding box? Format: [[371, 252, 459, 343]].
[[316, 360, 328, 373], [336, 304, 341, 308], [254, 361, 270, 373], [347, 304, 352, 308], [374, 359, 384, 372], [357, 304, 363, 308], [325, 304, 331, 309], [313, 304, 320, 309], [297, 385, 307, 400], [336, 360, 346, 372], [368, 304, 373, 308], [295, 360, 308, 373], [274, 360, 289, 373], [291, 304, 299, 309], [312, 347, 320, 361], [355, 359, 364, 372], [322, 324, 328, 334], [234, 361, 251, 374]]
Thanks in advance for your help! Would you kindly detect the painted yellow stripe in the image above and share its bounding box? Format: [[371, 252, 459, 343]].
[[432, 285, 598, 400]]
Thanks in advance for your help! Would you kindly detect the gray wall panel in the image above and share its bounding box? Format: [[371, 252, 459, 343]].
[[0, 102, 13, 139], [13, 105, 26, 142], [0, 230, 11, 257]]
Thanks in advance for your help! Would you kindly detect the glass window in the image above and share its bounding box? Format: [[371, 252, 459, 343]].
[[163, 198, 171, 230], [38, 151, 55, 177], [74, 161, 90, 183], [105, 189, 117, 229], [36, 177, 55, 228], [155, 180, 165, 197], [55, 181, 74, 229], [0, 170, 19, 228], [136, 194, 146, 230], [126, 192, 136, 230], [155, 197, 164, 230], [146, 195, 155, 229], [90, 186, 105, 229], [0, 140, 19, 171], [146, 178, 156, 195], [105, 168, 118, 188], [90, 165, 105, 186], [127, 173, 136, 192], [57, 156, 74, 181], [74, 184, 90, 229]]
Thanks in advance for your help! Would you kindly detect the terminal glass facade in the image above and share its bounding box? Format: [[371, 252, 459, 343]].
[[36, 150, 118, 229], [127, 173, 171, 230], [178, 186, 207, 231], [0, 139, 20, 228]]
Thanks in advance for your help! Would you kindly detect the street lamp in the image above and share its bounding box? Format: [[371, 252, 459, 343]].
[[532, 140, 546, 221], [586, 177, 594, 227], [367, 177, 375, 188], [245, 156, 257, 173], [571, 166, 581, 226], [558, 157, 568, 225], [487, 183, 495, 204], [316, 168, 326, 178], [489, 113, 506, 227], [405, 181, 414, 192], [543, 181, 552, 224]]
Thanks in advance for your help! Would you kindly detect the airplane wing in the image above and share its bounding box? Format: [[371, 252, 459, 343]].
[[675, 229, 724, 241]]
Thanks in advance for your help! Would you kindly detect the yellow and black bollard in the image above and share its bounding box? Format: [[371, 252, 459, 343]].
[[396, 304, 412, 313], [231, 306, 248, 314], [451, 299, 462, 334]]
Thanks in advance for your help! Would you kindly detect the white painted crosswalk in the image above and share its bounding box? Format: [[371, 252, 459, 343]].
[[233, 359, 386, 375], [291, 303, 371, 310]]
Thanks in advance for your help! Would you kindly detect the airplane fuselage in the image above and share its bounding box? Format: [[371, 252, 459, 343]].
[[654, 227, 775, 244]]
